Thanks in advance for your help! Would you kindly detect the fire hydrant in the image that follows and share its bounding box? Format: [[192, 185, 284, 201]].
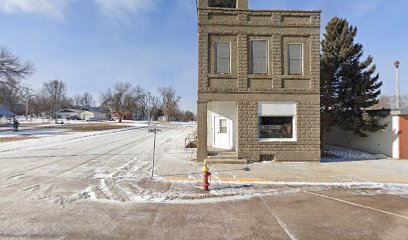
[[203, 161, 211, 191]]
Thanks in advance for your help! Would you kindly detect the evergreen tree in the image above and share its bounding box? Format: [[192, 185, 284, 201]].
[[321, 17, 385, 149]]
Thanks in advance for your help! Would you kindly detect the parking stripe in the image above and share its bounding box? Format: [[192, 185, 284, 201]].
[[304, 191, 408, 220], [259, 196, 298, 240]]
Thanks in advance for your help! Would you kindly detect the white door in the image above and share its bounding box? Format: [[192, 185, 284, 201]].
[[214, 116, 231, 149]]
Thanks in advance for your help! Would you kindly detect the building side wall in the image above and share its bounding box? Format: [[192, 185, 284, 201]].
[[327, 116, 394, 157]]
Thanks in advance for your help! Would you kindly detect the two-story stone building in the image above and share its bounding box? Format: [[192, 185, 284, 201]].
[[197, 0, 321, 162]]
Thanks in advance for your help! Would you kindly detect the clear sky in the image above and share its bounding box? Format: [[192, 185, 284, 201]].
[[0, 0, 407, 113]]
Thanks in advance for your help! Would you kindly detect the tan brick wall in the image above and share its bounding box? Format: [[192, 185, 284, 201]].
[[237, 100, 320, 161], [197, 4, 321, 162]]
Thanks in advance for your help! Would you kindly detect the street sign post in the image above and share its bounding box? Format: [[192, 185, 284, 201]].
[[148, 127, 161, 179]]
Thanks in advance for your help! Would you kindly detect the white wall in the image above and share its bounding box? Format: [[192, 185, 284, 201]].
[[207, 101, 237, 150], [80, 111, 94, 120], [392, 116, 400, 159], [327, 116, 395, 157]]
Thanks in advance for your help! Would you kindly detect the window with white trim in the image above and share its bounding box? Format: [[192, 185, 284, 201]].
[[250, 40, 268, 74], [215, 42, 231, 74], [258, 102, 297, 141], [259, 117, 293, 139], [288, 44, 303, 75]]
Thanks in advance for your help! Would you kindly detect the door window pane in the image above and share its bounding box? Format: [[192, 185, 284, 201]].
[[219, 119, 228, 133], [216, 43, 230, 74], [250, 40, 268, 74], [288, 44, 303, 75], [259, 117, 293, 139]]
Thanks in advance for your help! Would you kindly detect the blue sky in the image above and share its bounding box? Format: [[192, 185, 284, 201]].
[[0, 0, 407, 113]]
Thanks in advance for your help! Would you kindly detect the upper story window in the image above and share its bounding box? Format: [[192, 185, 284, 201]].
[[250, 40, 268, 74], [288, 44, 303, 75], [209, 0, 236, 8], [216, 42, 231, 74]]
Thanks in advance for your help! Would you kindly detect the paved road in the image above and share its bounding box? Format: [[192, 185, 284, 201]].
[[0, 124, 407, 239]]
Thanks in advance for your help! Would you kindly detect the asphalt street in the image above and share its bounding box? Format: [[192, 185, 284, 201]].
[[0, 124, 407, 239]]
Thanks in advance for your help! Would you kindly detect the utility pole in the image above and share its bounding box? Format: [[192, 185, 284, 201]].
[[394, 60, 401, 110], [25, 98, 29, 118], [147, 91, 151, 125], [21, 87, 34, 120]]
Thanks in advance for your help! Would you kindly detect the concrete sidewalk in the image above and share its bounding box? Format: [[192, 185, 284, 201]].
[[155, 149, 408, 184]]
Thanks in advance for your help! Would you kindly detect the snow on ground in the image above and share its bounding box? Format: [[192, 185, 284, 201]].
[[0, 121, 150, 152], [0, 129, 65, 138], [1, 122, 407, 208], [322, 145, 387, 161]]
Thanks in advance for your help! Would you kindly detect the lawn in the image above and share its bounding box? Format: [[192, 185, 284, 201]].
[[0, 136, 40, 143]]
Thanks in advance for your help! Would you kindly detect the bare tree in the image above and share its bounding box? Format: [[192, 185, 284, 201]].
[[0, 47, 34, 86], [30, 95, 50, 117], [0, 77, 20, 111], [149, 95, 162, 121], [20, 86, 35, 117], [101, 82, 140, 123], [73, 92, 95, 108], [81, 92, 95, 108], [73, 94, 82, 108], [135, 87, 149, 120], [42, 80, 67, 119], [184, 110, 195, 122], [0, 47, 34, 112], [158, 86, 181, 121]]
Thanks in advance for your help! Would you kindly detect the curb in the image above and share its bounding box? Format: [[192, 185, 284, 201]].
[[162, 177, 408, 187]]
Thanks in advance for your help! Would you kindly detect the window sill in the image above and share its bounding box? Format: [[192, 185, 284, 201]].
[[282, 75, 309, 80], [208, 74, 237, 79], [258, 138, 297, 143], [248, 74, 272, 79]]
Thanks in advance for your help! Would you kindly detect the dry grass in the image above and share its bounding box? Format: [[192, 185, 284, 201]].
[[0, 136, 40, 143], [61, 123, 133, 132]]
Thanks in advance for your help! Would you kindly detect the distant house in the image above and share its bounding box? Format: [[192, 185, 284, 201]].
[[0, 105, 15, 118], [10, 104, 26, 116], [112, 112, 134, 121], [327, 109, 408, 160], [82, 107, 108, 120], [0, 105, 15, 124], [158, 116, 167, 122], [57, 109, 94, 120]]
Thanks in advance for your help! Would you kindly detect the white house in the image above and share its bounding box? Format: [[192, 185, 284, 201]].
[[57, 109, 94, 120]]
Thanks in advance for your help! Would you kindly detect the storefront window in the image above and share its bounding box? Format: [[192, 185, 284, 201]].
[[259, 116, 293, 139]]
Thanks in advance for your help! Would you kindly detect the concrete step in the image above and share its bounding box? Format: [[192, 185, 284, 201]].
[[207, 154, 238, 159], [208, 151, 237, 155], [205, 159, 248, 164]]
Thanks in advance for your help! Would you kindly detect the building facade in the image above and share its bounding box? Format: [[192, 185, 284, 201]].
[[197, 0, 321, 162]]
